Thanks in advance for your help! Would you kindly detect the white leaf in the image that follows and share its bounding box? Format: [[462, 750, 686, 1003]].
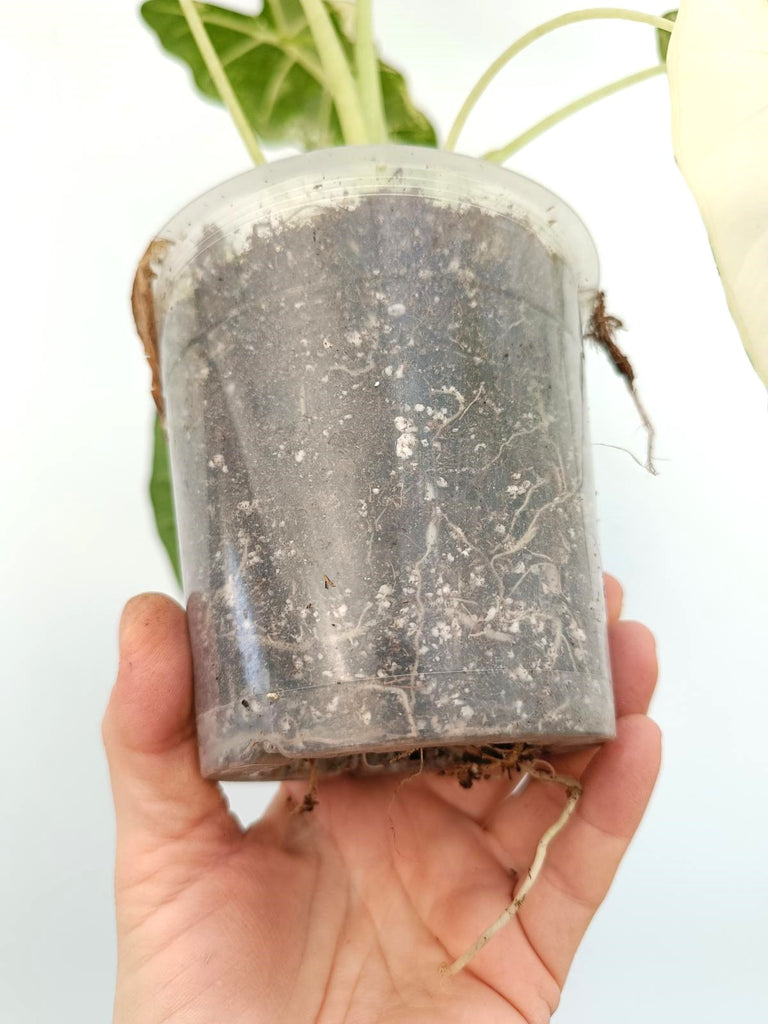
[[667, 0, 768, 386]]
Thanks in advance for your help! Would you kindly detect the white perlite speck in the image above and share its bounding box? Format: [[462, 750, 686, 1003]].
[[394, 415, 418, 459], [396, 432, 417, 459]]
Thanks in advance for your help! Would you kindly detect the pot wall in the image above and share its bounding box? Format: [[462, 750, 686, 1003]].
[[155, 146, 614, 780]]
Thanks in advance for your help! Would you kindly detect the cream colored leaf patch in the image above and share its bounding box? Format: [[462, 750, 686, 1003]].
[[667, 0, 768, 386]]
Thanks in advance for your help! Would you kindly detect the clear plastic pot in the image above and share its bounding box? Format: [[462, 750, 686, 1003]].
[[152, 145, 614, 781]]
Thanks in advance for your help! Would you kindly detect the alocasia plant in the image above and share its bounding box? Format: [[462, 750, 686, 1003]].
[[139, 0, 765, 583], [130, 0, 766, 974]]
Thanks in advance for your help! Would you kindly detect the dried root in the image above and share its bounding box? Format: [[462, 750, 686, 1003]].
[[441, 760, 582, 976], [131, 238, 171, 420], [296, 759, 319, 814], [586, 291, 657, 475]]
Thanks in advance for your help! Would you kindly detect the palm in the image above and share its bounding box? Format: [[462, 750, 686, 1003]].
[[104, 578, 659, 1024]]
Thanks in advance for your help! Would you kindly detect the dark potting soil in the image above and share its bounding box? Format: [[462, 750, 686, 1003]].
[[161, 191, 614, 780]]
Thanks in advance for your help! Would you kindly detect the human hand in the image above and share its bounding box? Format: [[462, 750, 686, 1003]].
[[103, 575, 660, 1023]]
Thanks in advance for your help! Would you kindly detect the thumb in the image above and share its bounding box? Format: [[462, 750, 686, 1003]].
[[102, 593, 240, 852]]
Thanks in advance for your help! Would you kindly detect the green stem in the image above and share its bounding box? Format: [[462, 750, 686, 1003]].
[[355, 0, 388, 143], [484, 63, 665, 163], [178, 0, 265, 164], [299, 0, 369, 145], [445, 8, 676, 151]]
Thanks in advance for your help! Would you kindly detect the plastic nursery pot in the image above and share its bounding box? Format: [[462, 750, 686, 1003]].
[[152, 144, 615, 781]]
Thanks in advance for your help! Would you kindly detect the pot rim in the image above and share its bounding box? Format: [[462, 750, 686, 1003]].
[[154, 144, 599, 303]]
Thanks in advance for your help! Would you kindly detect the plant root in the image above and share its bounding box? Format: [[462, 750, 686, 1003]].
[[296, 759, 319, 814], [586, 291, 657, 475], [131, 238, 171, 420], [449, 742, 534, 788], [441, 760, 582, 976]]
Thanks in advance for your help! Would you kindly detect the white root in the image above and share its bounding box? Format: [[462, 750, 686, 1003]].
[[441, 764, 582, 976]]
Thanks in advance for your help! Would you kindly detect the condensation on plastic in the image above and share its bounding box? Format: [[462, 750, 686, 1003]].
[[153, 145, 614, 781]]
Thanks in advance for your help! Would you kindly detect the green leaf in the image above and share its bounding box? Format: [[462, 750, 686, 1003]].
[[656, 9, 677, 62], [379, 62, 437, 147], [150, 414, 182, 586], [140, 0, 437, 150]]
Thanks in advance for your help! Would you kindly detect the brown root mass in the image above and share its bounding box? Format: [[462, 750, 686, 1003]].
[[586, 291, 657, 475]]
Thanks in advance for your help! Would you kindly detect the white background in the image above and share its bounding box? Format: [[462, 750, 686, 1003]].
[[1, 1, 766, 1021]]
